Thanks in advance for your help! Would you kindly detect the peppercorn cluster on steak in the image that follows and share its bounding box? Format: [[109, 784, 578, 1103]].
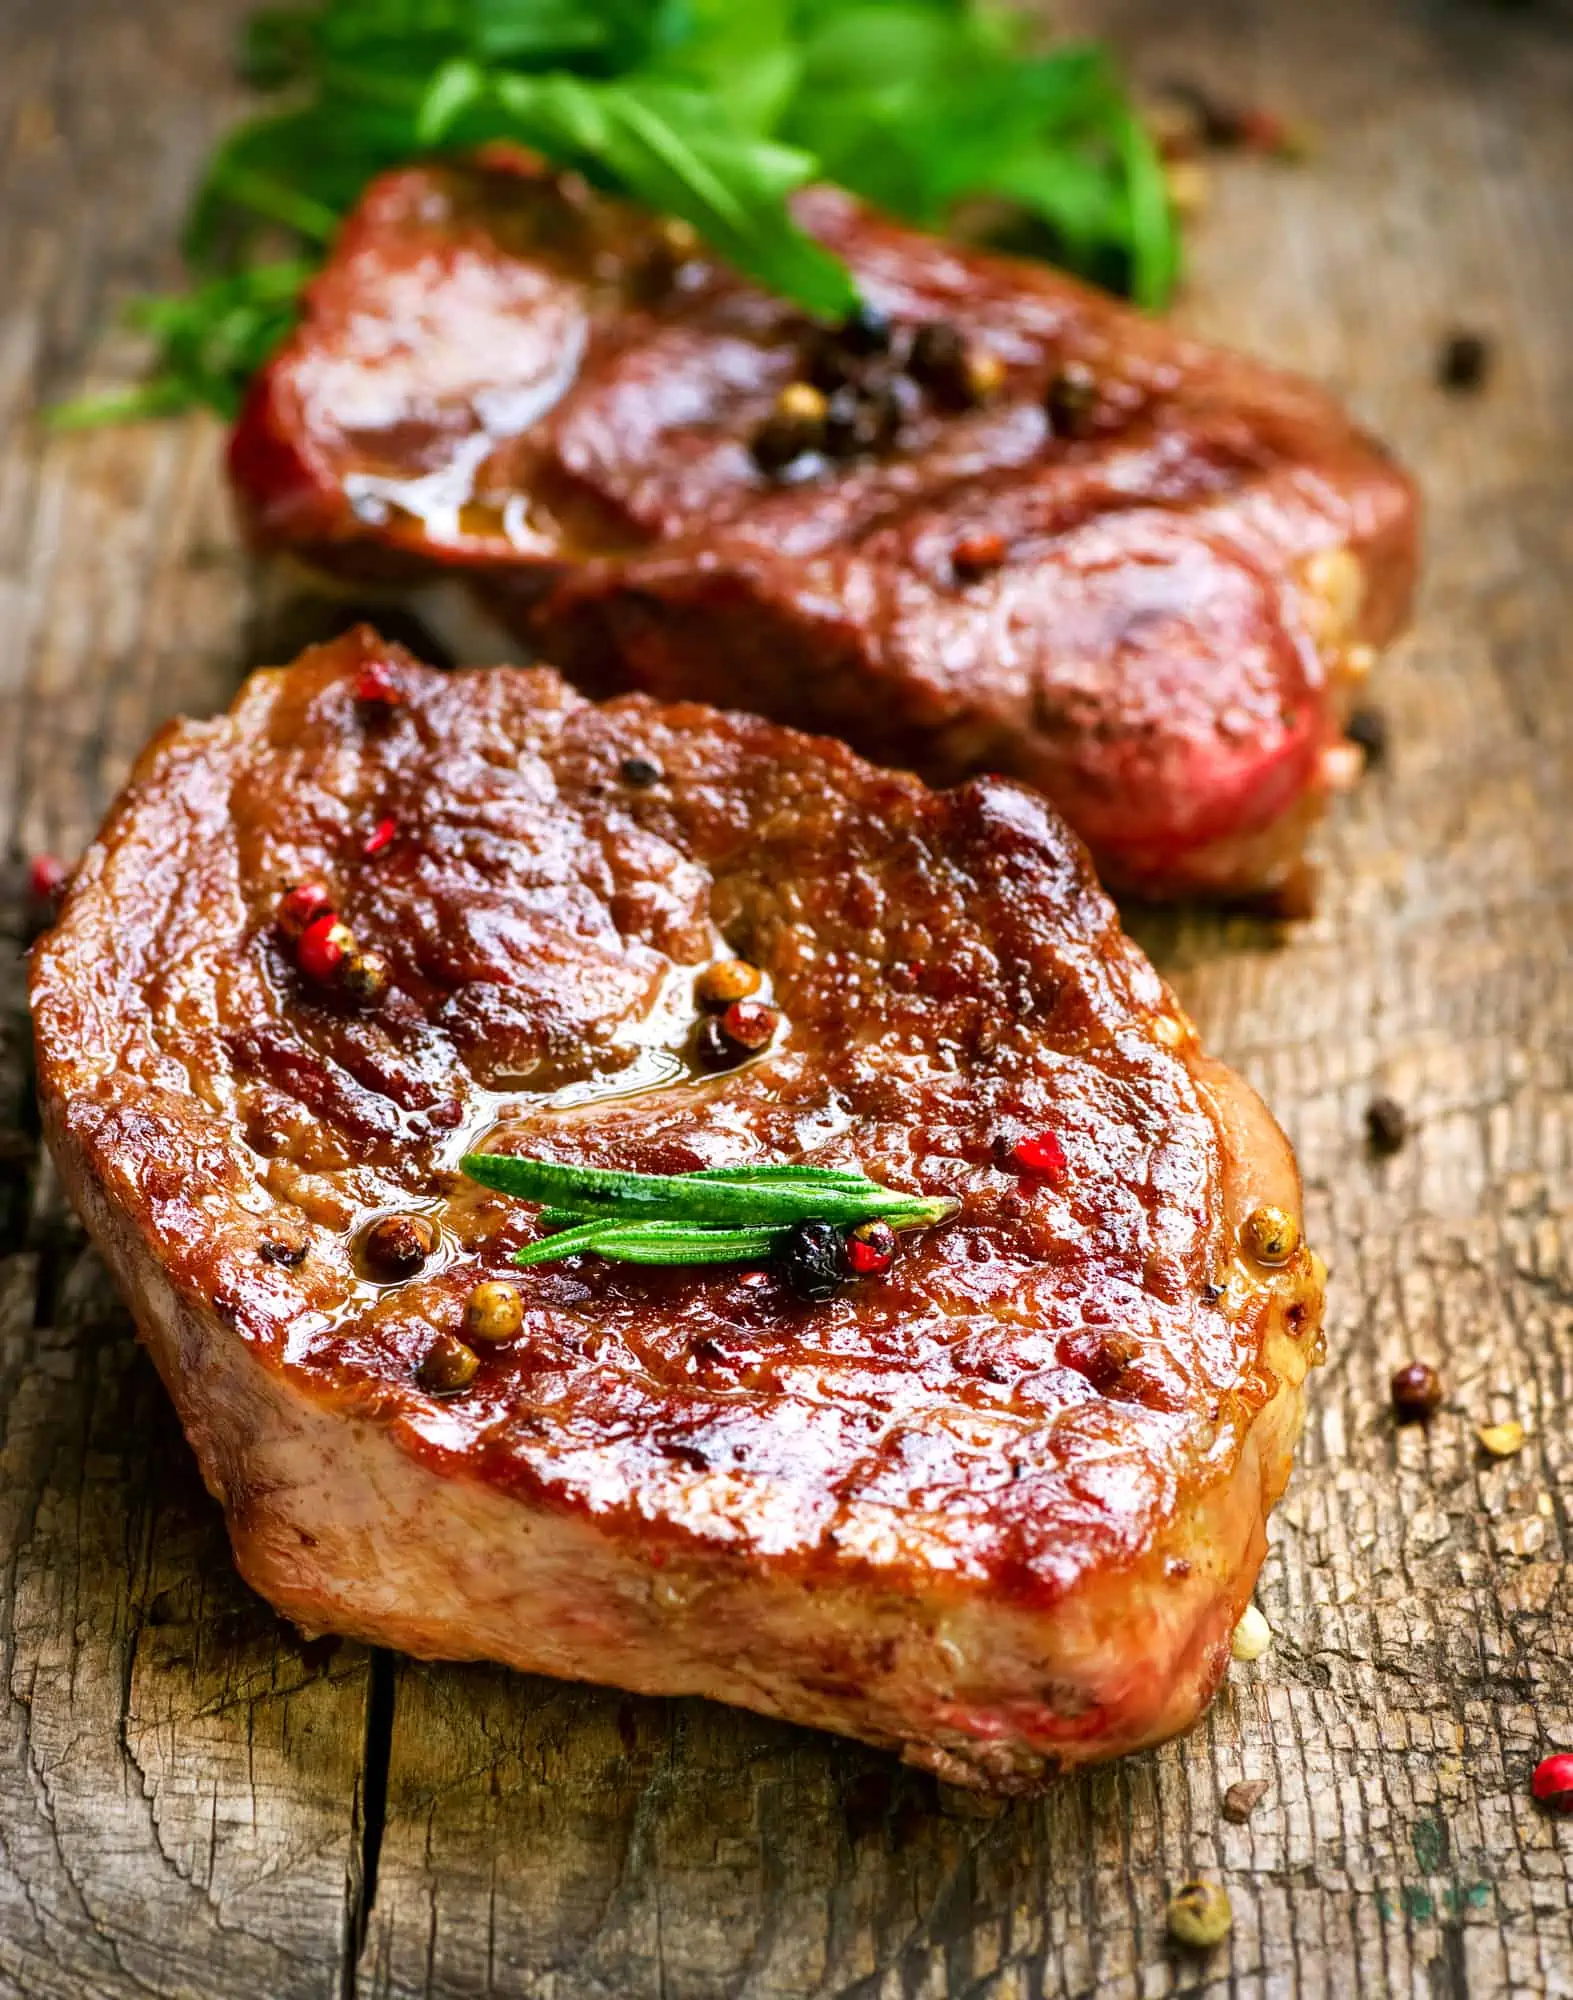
[[230, 149, 1417, 902], [30, 628, 1324, 1790]]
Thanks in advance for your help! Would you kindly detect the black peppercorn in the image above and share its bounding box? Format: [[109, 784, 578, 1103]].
[[773, 1219, 847, 1302], [1345, 707, 1388, 768], [751, 412, 812, 475], [836, 304, 893, 357], [1436, 330, 1491, 395], [824, 383, 902, 459], [908, 323, 1003, 409], [1390, 1360, 1443, 1422], [620, 755, 663, 787], [1366, 1094, 1409, 1155], [695, 1017, 744, 1072], [908, 321, 966, 393], [1045, 360, 1099, 437]]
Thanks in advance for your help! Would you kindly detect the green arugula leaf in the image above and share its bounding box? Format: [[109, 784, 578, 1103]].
[[49, 260, 313, 427], [55, 0, 1180, 424]]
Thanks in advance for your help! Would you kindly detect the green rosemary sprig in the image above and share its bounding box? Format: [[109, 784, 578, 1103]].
[[459, 1153, 956, 1269]]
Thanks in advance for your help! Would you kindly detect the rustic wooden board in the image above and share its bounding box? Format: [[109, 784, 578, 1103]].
[[2, 0, 1571, 1994]]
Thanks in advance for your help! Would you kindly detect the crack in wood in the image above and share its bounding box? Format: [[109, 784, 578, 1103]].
[[342, 1650, 397, 2000]]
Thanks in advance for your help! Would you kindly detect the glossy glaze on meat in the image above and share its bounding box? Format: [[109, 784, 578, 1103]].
[[31, 629, 1324, 1788], [230, 152, 1417, 900]]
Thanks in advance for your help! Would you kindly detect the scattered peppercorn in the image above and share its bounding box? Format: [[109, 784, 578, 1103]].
[[297, 913, 356, 987], [1477, 1418, 1525, 1460], [951, 531, 1009, 582], [907, 322, 966, 395], [464, 1279, 524, 1346], [363, 817, 397, 857], [1046, 360, 1099, 437], [836, 304, 893, 357], [1437, 330, 1492, 395], [1007, 1131, 1068, 1183], [963, 347, 1006, 402], [28, 853, 67, 906], [908, 323, 1004, 409], [719, 998, 779, 1053], [1152, 84, 1296, 156], [417, 1331, 479, 1395], [1238, 106, 1310, 158], [776, 380, 829, 429], [751, 408, 815, 476], [824, 382, 902, 458], [636, 216, 701, 296], [353, 658, 405, 711], [1367, 1094, 1410, 1155], [1345, 706, 1389, 768], [1165, 1879, 1233, 1949], [1532, 1753, 1573, 1814], [359, 1212, 437, 1282], [695, 957, 762, 1010], [259, 1238, 308, 1267], [1390, 1360, 1443, 1422], [751, 380, 835, 472], [339, 947, 391, 1005], [774, 1219, 847, 1302], [1157, 80, 1249, 149], [1241, 1204, 1299, 1266], [276, 880, 334, 941], [620, 755, 662, 787], [696, 1018, 741, 1071], [1231, 1603, 1271, 1661], [1221, 1778, 1270, 1823], [845, 1218, 898, 1277]]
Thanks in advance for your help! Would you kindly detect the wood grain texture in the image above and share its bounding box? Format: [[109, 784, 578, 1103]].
[[1, 0, 1570, 1993]]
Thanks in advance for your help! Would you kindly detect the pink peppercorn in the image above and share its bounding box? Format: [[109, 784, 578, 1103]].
[[354, 659, 404, 710], [845, 1219, 898, 1277], [1008, 1131, 1067, 1183], [276, 880, 334, 940], [29, 853, 67, 904], [1532, 1754, 1573, 1813], [298, 913, 354, 986]]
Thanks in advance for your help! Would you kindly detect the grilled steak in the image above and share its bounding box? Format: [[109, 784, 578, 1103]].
[[230, 151, 1417, 901], [31, 627, 1324, 1789]]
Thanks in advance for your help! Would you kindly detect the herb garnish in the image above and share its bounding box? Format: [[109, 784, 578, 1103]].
[[54, 1, 1178, 426], [460, 1153, 956, 1269]]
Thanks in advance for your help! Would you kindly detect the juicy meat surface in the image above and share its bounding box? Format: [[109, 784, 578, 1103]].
[[31, 628, 1324, 1789], [230, 153, 1417, 899]]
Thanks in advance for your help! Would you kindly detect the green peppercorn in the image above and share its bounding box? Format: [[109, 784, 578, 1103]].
[[1166, 1880, 1232, 1949], [1241, 1205, 1299, 1266], [417, 1331, 479, 1396], [464, 1280, 524, 1346]]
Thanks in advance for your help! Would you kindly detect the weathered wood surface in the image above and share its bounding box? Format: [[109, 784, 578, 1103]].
[[2, 0, 1571, 1993]]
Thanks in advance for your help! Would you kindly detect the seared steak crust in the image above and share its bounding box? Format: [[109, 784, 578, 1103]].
[[230, 154, 1416, 897], [31, 629, 1323, 1788]]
